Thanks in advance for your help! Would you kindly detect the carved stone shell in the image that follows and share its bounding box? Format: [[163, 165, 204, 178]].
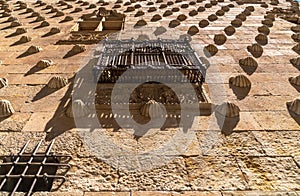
[[236, 13, 246, 22], [40, 21, 50, 27], [31, 12, 40, 17], [65, 99, 90, 118], [26, 46, 42, 54], [10, 21, 22, 27], [140, 100, 164, 118], [245, 6, 254, 12], [231, 19, 242, 28], [224, 25, 235, 36], [63, 16, 73, 21], [264, 13, 275, 21], [125, 6, 135, 12], [289, 75, 300, 86], [229, 74, 251, 88], [187, 25, 199, 36], [208, 14, 218, 22], [70, 44, 86, 55], [135, 11, 144, 17], [199, 19, 209, 28], [135, 19, 147, 27], [54, 11, 64, 17], [216, 9, 225, 16], [189, 10, 198, 16], [290, 57, 300, 67], [159, 4, 167, 9], [163, 10, 172, 17], [288, 98, 300, 115], [0, 78, 8, 88], [47, 76, 68, 89], [15, 27, 27, 35], [177, 14, 187, 21], [19, 35, 31, 43], [197, 6, 205, 12], [73, 7, 83, 12], [0, 99, 15, 118], [214, 34, 227, 45], [292, 43, 300, 54], [255, 33, 268, 45], [169, 19, 180, 28], [204, 44, 218, 57], [148, 7, 157, 12], [292, 33, 300, 43], [36, 59, 54, 68], [151, 14, 162, 22], [215, 102, 240, 118], [258, 25, 270, 35], [7, 16, 17, 22], [221, 6, 229, 12], [35, 16, 45, 22], [291, 26, 300, 33], [239, 57, 258, 67], [242, 9, 251, 16], [50, 27, 60, 34], [247, 44, 263, 58], [262, 19, 273, 27]]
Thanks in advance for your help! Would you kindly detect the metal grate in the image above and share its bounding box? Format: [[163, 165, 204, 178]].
[[0, 139, 72, 195], [93, 38, 207, 84]]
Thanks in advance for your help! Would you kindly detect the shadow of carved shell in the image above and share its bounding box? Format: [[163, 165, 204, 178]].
[[0, 99, 15, 118], [0, 78, 8, 88], [26, 45, 42, 54], [255, 33, 268, 45], [140, 100, 165, 118], [288, 98, 300, 115], [239, 57, 258, 67], [47, 76, 68, 89], [65, 99, 90, 118], [289, 75, 300, 86], [214, 34, 227, 45], [215, 102, 240, 118], [229, 74, 251, 88], [247, 43, 263, 58]]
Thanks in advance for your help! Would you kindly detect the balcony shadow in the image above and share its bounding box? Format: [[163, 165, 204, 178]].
[[229, 84, 251, 100]]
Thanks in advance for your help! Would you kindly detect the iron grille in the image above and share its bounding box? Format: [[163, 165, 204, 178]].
[[0, 139, 72, 195]]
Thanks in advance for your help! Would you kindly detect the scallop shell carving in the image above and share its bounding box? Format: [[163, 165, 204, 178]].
[[70, 44, 86, 55], [292, 34, 300, 43], [215, 102, 240, 118], [258, 25, 270, 35], [163, 10, 172, 17], [204, 44, 218, 57], [54, 11, 64, 17], [135, 11, 144, 17], [7, 16, 17, 22], [35, 16, 45, 22], [177, 14, 187, 21], [50, 27, 60, 34], [15, 27, 27, 35], [47, 76, 68, 89], [19, 35, 31, 43], [65, 99, 90, 118], [290, 57, 300, 67], [221, 6, 229, 12], [135, 19, 147, 27], [199, 19, 209, 28], [151, 14, 162, 22], [187, 25, 199, 36], [125, 6, 135, 12], [231, 19, 242, 28], [10, 21, 22, 27], [169, 19, 180, 28], [216, 9, 225, 16], [214, 34, 227, 45], [229, 74, 251, 88], [292, 44, 300, 54], [26, 46, 42, 54], [289, 75, 300, 86], [255, 33, 268, 45], [197, 6, 205, 12], [236, 14, 246, 22], [140, 100, 164, 118], [36, 59, 54, 68], [0, 100, 15, 118], [288, 98, 300, 115], [208, 14, 218, 22], [247, 44, 263, 58], [40, 21, 50, 27], [262, 19, 273, 27], [291, 26, 300, 33], [239, 57, 258, 67], [0, 78, 8, 88], [62, 16, 73, 21], [189, 10, 198, 16], [224, 25, 235, 36]]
